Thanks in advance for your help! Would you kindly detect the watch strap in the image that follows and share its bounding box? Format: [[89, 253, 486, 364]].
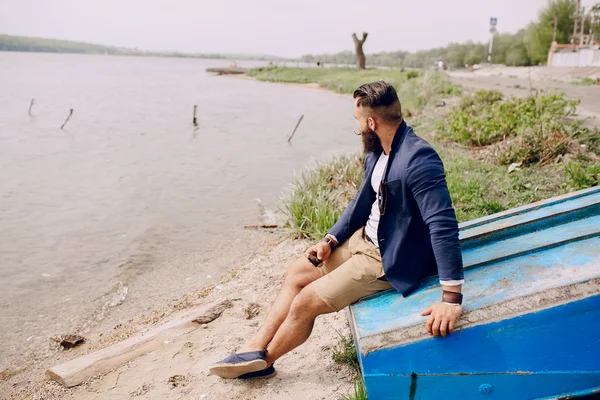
[[442, 291, 463, 305], [321, 236, 337, 251]]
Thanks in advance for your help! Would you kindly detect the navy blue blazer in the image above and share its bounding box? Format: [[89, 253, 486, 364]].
[[328, 120, 464, 296]]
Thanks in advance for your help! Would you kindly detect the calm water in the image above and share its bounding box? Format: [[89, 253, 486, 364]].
[[0, 52, 358, 367]]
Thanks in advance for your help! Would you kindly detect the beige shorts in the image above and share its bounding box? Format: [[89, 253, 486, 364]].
[[312, 227, 393, 312]]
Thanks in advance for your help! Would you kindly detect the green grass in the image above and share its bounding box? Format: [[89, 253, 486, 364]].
[[332, 334, 359, 369], [342, 378, 368, 400], [329, 331, 367, 399], [571, 77, 597, 86], [565, 162, 600, 189], [282, 153, 364, 241], [247, 67, 461, 116], [436, 143, 573, 222], [332, 333, 367, 400]]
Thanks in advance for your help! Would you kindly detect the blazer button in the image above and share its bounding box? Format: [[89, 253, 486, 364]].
[[379, 238, 385, 242]]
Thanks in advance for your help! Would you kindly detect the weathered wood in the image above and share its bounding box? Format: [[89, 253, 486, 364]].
[[60, 335, 86, 349], [46, 299, 230, 387], [60, 108, 73, 130], [287, 114, 304, 143], [192, 299, 232, 324]]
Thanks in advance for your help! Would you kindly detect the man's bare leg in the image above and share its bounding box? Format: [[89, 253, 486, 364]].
[[238, 257, 322, 352], [265, 284, 333, 365]]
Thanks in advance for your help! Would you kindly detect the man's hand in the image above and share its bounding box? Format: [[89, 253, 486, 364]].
[[421, 302, 462, 337], [304, 242, 332, 266]]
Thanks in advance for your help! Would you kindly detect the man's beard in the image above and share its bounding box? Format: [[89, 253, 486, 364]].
[[361, 127, 383, 154]]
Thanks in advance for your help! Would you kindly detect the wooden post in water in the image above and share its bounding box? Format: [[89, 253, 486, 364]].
[[28, 98, 35, 116], [193, 105, 198, 126], [61, 109, 73, 130], [287, 114, 304, 143]]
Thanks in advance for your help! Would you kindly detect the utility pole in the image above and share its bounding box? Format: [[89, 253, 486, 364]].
[[488, 17, 498, 64], [573, 0, 580, 51], [580, 6, 585, 46], [553, 16, 558, 43], [590, 7, 598, 45]]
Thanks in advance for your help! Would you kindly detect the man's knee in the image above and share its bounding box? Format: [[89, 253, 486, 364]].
[[284, 257, 321, 289], [288, 286, 331, 320]]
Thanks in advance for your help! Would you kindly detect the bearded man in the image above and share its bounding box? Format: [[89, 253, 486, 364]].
[[210, 80, 464, 380]]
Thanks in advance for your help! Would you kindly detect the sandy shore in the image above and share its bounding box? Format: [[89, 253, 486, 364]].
[[4, 234, 357, 400]]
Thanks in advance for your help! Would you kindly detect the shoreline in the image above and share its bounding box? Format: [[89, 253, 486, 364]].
[[3, 229, 284, 399], [8, 235, 358, 400], [226, 72, 344, 96]]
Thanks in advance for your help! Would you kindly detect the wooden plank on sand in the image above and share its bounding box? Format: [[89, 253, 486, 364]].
[[46, 299, 230, 387]]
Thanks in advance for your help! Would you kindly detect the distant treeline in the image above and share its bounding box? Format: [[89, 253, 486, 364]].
[[301, 0, 599, 68], [0, 34, 283, 61]]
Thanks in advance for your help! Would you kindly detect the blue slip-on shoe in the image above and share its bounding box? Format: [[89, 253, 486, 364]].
[[238, 364, 277, 380], [209, 350, 268, 379]]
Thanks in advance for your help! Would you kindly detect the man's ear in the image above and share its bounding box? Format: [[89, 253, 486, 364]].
[[368, 117, 377, 132]]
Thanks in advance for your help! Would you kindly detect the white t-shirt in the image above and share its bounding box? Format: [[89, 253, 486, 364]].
[[365, 152, 389, 246], [360, 151, 464, 287]]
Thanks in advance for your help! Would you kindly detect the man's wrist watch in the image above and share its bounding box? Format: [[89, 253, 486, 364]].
[[442, 291, 463, 305], [321, 236, 337, 251]]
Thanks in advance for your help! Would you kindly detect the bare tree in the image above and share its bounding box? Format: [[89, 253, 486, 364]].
[[352, 32, 369, 70]]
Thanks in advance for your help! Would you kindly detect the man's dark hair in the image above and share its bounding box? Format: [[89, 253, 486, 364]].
[[353, 81, 402, 123]]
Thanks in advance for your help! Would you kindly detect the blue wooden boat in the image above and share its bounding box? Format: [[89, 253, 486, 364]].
[[348, 186, 600, 400]]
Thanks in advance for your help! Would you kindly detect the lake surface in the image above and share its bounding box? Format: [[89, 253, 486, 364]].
[[0, 52, 359, 367]]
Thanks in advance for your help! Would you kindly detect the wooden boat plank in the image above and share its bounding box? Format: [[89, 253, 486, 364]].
[[459, 186, 600, 232], [460, 193, 600, 243], [462, 214, 600, 269]]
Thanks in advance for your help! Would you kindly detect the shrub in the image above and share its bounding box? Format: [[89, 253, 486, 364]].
[[438, 90, 580, 147]]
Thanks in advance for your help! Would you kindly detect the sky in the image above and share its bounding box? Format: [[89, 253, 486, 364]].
[[1, 0, 597, 58]]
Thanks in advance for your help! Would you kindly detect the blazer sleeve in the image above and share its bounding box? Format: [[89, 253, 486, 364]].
[[406, 147, 464, 282]]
